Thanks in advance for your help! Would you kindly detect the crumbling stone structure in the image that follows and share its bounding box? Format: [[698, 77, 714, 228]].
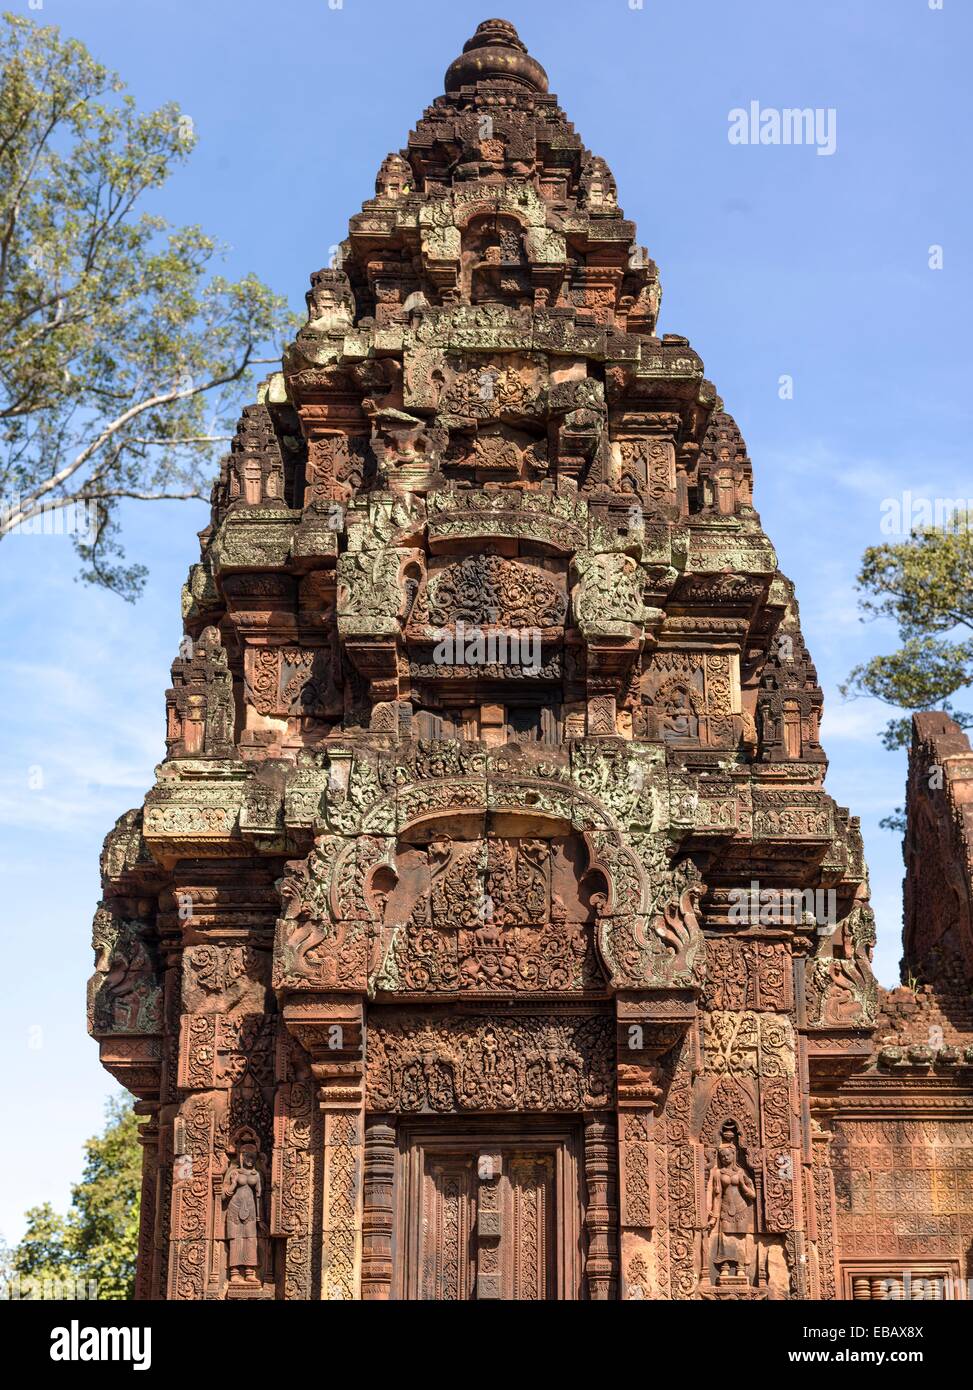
[[89, 20, 973, 1301]]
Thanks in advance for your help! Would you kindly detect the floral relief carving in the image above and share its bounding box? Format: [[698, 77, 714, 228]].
[[366, 1012, 614, 1112]]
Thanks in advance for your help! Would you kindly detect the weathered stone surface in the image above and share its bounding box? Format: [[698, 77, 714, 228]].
[[89, 19, 973, 1302], [903, 712, 973, 987]]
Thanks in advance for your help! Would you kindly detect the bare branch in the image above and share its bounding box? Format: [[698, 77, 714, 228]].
[[77, 488, 209, 502], [123, 435, 233, 445], [1, 484, 209, 536], [11, 344, 264, 513]]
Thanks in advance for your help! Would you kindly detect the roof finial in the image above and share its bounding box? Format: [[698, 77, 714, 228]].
[[444, 18, 549, 94]]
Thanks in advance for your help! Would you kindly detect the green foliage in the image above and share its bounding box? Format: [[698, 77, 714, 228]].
[[0, 12, 297, 596], [11, 1093, 142, 1299], [841, 513, 973, 753]]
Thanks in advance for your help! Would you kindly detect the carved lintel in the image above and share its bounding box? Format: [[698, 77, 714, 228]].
[[365, 1009, 615, 1113]]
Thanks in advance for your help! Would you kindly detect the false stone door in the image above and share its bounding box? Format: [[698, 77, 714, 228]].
[[398, 1126, 584, 1300]]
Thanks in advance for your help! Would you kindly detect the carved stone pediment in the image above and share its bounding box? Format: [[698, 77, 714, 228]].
[[409, 553, 567, 634]]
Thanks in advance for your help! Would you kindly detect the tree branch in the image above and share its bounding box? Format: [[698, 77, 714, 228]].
[[5, 344, 267, 522], [123, 435, 233, 445], [1, 484, 209, 536]]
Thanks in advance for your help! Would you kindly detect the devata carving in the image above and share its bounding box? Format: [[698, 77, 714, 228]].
[[88, 18, 973, 1301], [223, 1144, 263, 1285], [707, 1139, 756, 1282]]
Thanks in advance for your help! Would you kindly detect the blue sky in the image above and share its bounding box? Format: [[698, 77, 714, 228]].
[[0, 0, 968, 1245]]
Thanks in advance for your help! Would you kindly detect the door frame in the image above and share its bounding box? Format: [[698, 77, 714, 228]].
[[393, 1116, 587, 1300]]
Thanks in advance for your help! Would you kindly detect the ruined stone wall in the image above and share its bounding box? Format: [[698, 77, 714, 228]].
[[819, 713, 973, 1302], [904, 712, 973, 988]]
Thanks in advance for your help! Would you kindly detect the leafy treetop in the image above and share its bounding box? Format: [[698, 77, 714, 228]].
[[842, 515, 973, 754], [12, 1093, 142, 1300], [0, 12, 296, 596]]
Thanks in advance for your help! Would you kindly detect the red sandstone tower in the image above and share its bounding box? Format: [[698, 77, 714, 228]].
[[88, 19, 973, 1301]]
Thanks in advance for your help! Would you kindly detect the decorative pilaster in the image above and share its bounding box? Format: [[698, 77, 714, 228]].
[[616, 992, 694, 1299], [283, 993, 365, 1300], [133, 1102, 160, 1301], [270, 1062, 317, 1301], [809, 1120, 838, 1300], [322, 1109, 363, 1300], [583, 1115, 618, 1299], [361, 1116, 395, 1299]]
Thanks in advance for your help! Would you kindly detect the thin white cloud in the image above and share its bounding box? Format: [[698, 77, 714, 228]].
[[0, 651, 164, 831], [820, 697, 892, 743]]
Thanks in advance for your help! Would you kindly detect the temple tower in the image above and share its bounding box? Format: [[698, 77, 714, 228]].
[[89, 19, 894, 1302]]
